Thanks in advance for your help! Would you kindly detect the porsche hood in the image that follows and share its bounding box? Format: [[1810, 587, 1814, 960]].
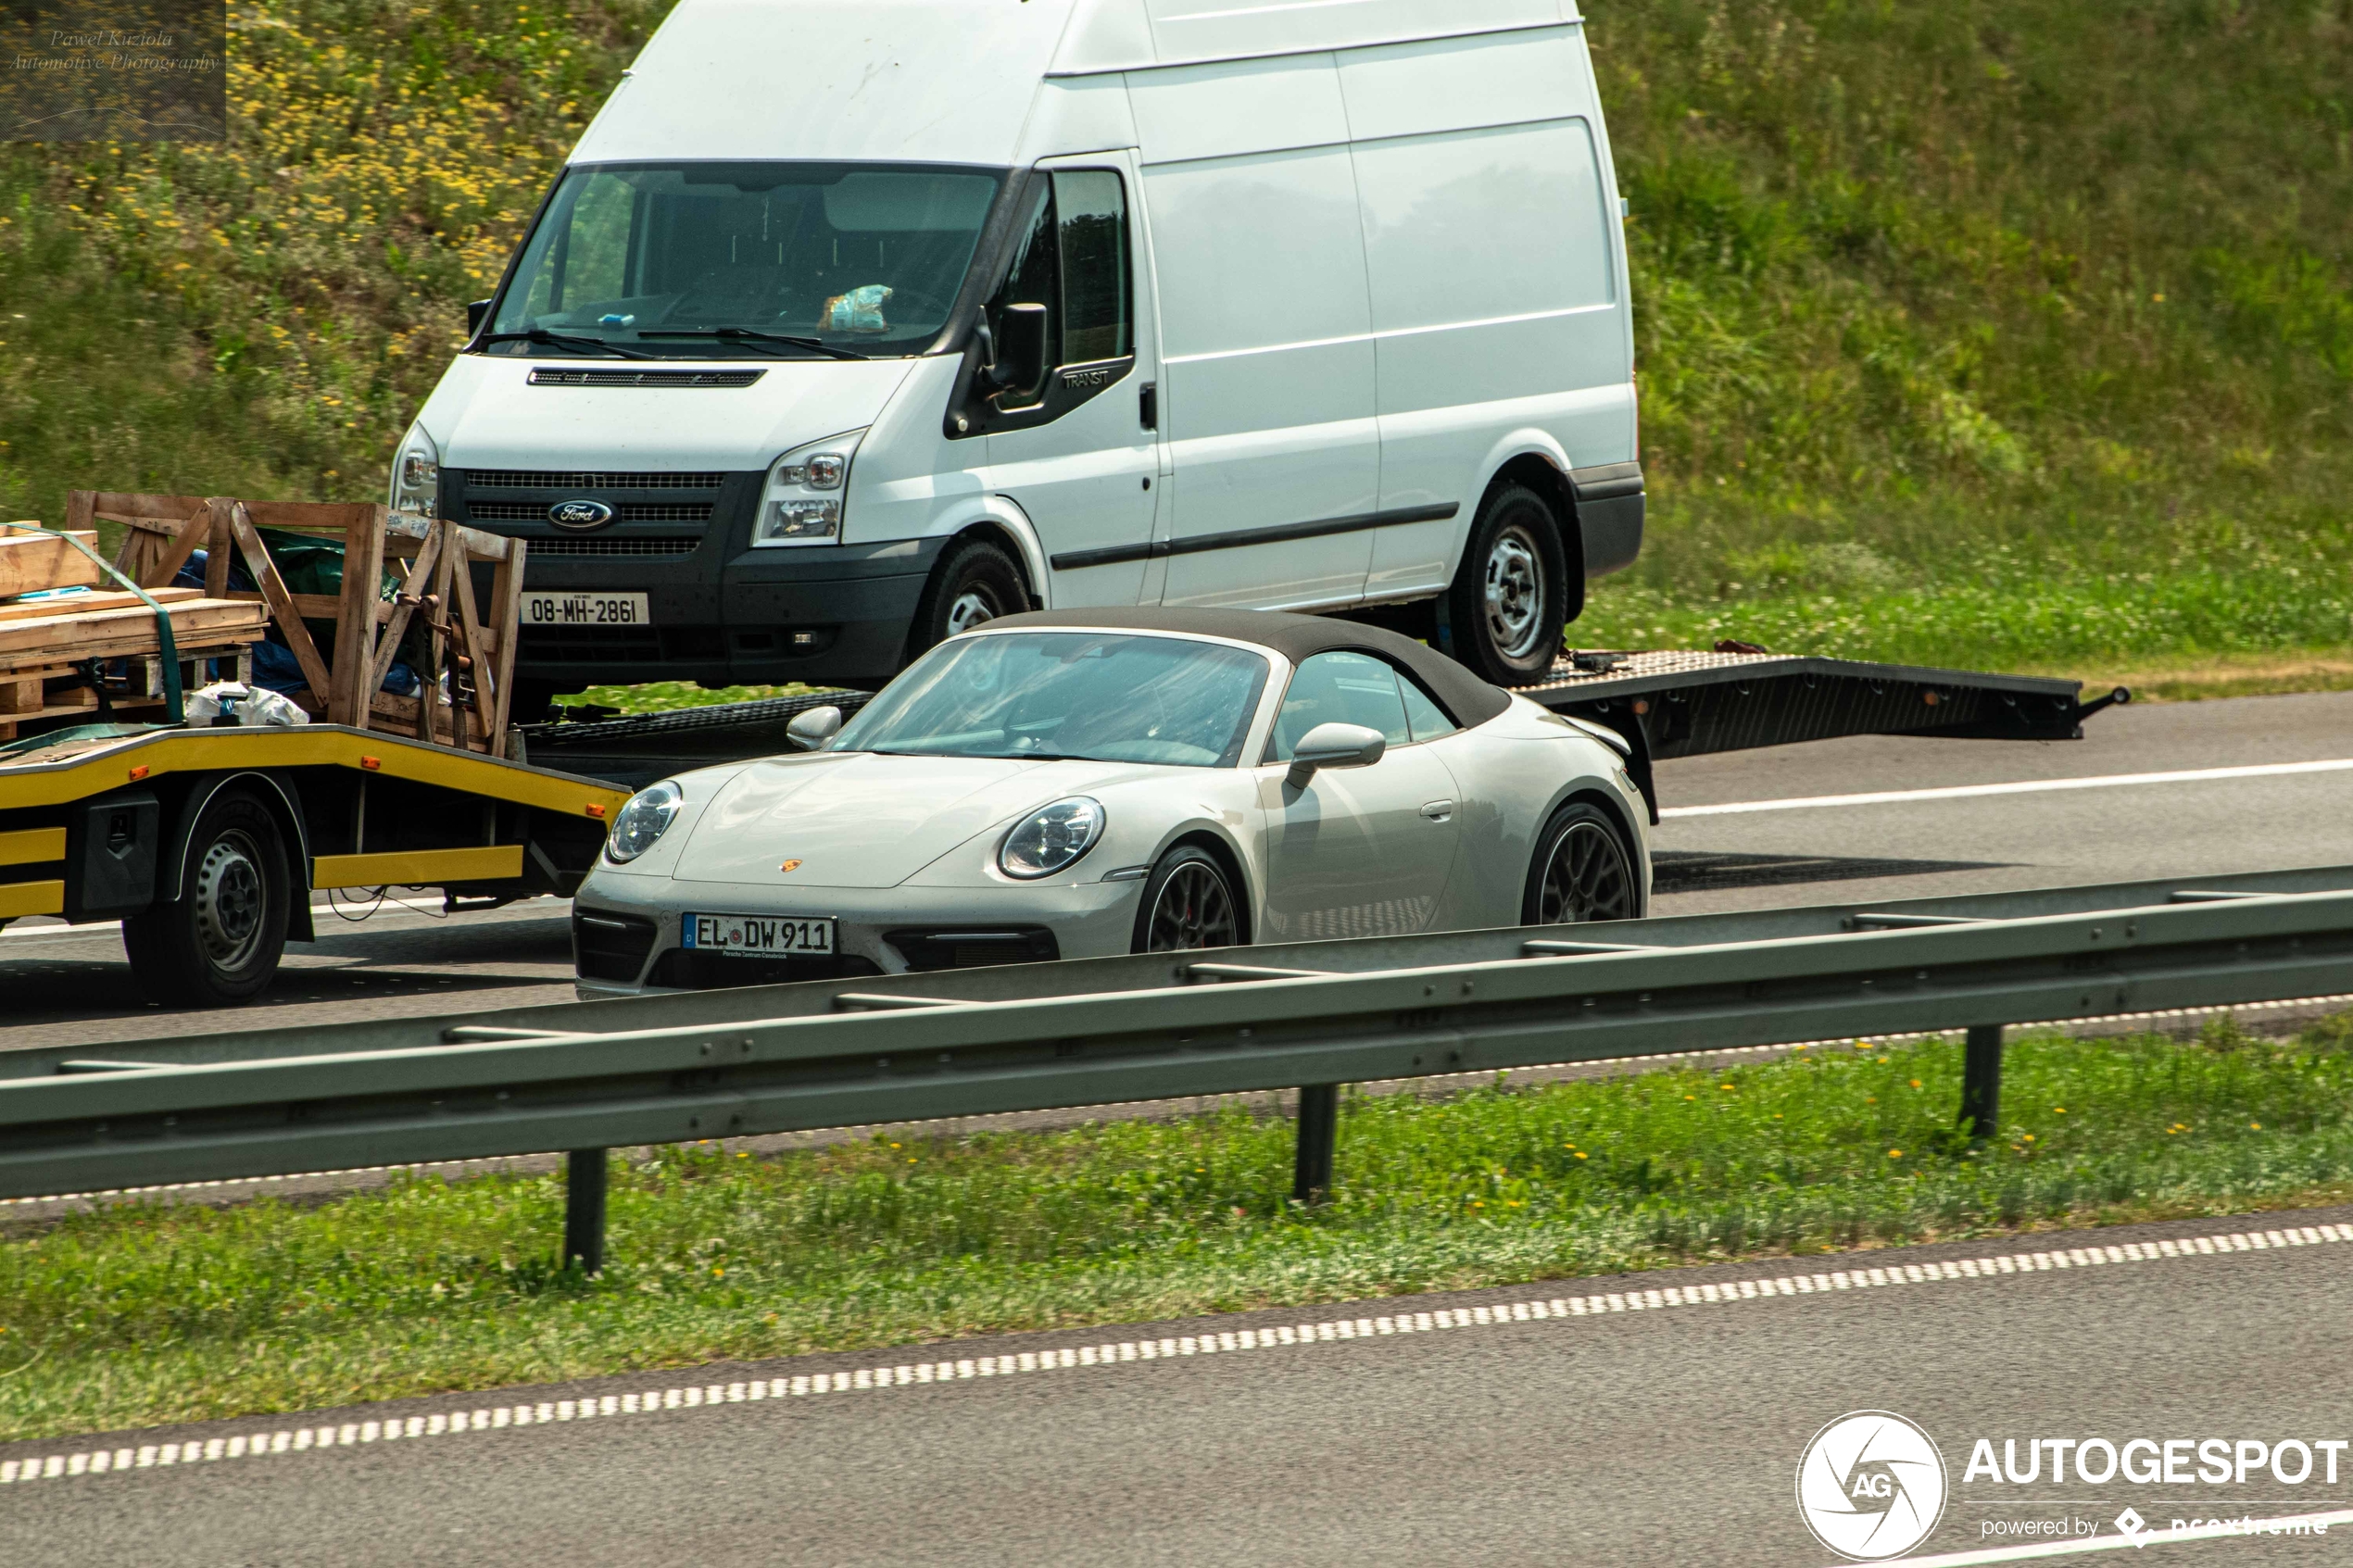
[[668, 752, 1147, 887]]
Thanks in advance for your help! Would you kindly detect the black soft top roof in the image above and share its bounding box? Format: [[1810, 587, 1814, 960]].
[[977, 608, 1514, 729]]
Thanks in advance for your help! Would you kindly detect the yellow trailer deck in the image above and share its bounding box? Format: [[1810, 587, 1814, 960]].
[[0, 722, 628, 1004]]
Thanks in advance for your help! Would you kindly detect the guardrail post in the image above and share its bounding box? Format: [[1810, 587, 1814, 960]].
[[1292, 1085, 1340, 1205], [1959, 1026, 2004, 1143], [564, 1148, 609, 1275]]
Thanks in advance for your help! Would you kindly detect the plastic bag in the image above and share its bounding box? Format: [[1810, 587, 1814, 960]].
[[818, 284, 893, 333], [187, 681, 310, 728]]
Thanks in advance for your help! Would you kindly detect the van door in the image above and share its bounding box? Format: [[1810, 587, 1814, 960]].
[[1130, 55, 1379, 610], [981, 158, 1164, 608]]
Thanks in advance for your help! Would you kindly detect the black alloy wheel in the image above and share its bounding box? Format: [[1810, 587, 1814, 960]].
[[123, 786, 293, 1006], [1522, 802, 1640, 926], [906, 538, 1029, 665], [1133, 846, 1242, 953], [1446, 481, 1570, 685]]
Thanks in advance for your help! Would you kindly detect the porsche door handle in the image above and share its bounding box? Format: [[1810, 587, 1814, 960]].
[[1420, 799, 1455, 822]]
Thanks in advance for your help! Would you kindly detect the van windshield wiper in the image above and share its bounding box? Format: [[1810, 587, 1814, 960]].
[[474, 329, 657, 361], [636, 328, 871, 361]]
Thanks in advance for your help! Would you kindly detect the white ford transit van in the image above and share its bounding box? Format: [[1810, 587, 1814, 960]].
[[396, 0, 1643, 716]]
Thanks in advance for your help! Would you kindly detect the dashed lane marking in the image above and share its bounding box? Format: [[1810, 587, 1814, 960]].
[[1660, 757, 2353, 818], [6, 1220, 2350, 1488]]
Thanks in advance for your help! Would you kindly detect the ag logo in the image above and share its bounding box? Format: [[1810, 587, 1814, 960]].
[[1796, 1411, 1948, 1561], [547, 498, 615, 531]]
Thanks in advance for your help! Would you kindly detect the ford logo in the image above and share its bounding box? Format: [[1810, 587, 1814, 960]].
[[547, 499, 615, 531]]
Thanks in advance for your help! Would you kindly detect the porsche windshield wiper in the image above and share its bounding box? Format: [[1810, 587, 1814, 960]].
[[636, 328, 870, 361], [474, 329, 657, 361]]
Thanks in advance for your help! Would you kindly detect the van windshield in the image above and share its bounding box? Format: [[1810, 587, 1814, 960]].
[[485, 162, 1005, 358]]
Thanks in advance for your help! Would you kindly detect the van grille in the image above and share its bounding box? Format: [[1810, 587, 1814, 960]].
[[525, 537, 702, 558], [527, 369, 764, 388], [465, 501, 714, 523], [466, 470, 726, 490]]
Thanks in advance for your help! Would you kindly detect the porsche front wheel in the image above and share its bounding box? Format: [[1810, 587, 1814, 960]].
[[1133, 846, 1241, 953], [1522, 803, 1641, 926]]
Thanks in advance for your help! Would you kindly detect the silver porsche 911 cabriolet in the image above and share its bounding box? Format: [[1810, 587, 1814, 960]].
[[571, 608, 1650, 993]]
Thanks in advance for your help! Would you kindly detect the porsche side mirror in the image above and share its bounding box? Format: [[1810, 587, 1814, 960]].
[[1286, 721, 1386, 789], [786, 705, 842, 751]]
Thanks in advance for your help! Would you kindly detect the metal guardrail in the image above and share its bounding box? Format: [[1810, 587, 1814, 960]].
[[7, 864, 2353, 1270]]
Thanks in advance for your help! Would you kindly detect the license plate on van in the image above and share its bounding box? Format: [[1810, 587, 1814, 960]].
[[686, 913, 837, 958], [522, 592, 650, 627]]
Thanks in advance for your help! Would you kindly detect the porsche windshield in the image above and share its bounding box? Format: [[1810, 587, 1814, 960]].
[[834, 633, 1271, 768], [485, 162, 1004, 358]]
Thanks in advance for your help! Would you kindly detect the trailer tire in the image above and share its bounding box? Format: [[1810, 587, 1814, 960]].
[[1521, 801, 1641, 926], [1447, 482, 1569, 685], [123, 787, 292, 1006], [905, 539, 1028, 665]]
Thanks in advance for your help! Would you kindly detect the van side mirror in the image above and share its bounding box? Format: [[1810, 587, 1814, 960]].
[[786, 705, 842, 751], [1285, 721, 1386, 789], [984, 303, 1050, 403], [466, 298, 493, 336]]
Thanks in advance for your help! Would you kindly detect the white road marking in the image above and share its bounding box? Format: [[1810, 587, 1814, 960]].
[[1660, 758, 2353, 818], [1861, 1505, 2353, 1564], [6, 1220, 2349, 1488]]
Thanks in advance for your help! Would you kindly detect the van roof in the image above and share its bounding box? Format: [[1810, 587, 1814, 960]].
[[573, 0, 1582, 169]]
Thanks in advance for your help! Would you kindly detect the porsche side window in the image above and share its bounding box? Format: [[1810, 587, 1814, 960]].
[[1397, 676, 1458, 744], [1267, 651, 1413, 762]]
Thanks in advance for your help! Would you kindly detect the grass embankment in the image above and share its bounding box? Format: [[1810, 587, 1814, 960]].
[[5, 1014, 2350, 1443], [0, 1, 2344, 694]]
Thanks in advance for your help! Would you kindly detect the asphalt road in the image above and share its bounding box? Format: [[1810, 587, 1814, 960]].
[[11, 1206, 2353, 1567], [5, 689, 2348, 1052]]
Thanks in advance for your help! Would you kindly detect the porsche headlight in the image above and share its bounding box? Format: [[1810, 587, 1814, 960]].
[[604, 780, 683, 864], [999, 797, 1104, 880], [388, 421, 440, 520], [754, 428, 867, 546]]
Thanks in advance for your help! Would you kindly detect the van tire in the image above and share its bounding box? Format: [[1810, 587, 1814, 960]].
[[906, 538, 1028, 664], [1447, 483, 1568, 685], [122, 787, 292, 1007]]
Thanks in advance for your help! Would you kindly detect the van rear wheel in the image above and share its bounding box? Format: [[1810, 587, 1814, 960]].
[[1447, 483, 1568, 685]]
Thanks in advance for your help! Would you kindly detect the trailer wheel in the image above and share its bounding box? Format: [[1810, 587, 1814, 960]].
[[906, 538, 1028, 665], [123, 788, 292, 1006], [1447, 483, 1568, 685], [1522, 802, 1640, 926]]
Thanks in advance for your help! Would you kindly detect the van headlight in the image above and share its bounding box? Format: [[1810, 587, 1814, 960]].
[[604, 780, 684, 863], [754, 428, 866, 546], [389, 422, 440, 520], [999, 797, 1105, 880]]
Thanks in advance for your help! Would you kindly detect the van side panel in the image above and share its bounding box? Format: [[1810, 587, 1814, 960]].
[[1339, 27, 1635, 599], [1140, 0, 1558, 63], [1014, 75, 1141, 167], [1132, 56, 1380, 608]]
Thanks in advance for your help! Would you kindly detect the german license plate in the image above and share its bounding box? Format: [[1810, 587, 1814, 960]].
[[521, 591, 650, 628], [686, 913, 836, 958]]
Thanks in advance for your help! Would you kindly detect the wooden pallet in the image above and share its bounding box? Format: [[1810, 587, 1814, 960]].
[[76, 492, 528, 756]]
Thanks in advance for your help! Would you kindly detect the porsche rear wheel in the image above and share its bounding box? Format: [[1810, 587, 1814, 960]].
[[1522, 802, 1640, 926], [1133, 846, 1241, 953]]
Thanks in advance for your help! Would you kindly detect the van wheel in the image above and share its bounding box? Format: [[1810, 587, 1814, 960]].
[[906, 538, 1028, 664], [1447, 483, 1568, 685], [123, 788, 292, 1006], [1522, 802, 1641, 925]]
